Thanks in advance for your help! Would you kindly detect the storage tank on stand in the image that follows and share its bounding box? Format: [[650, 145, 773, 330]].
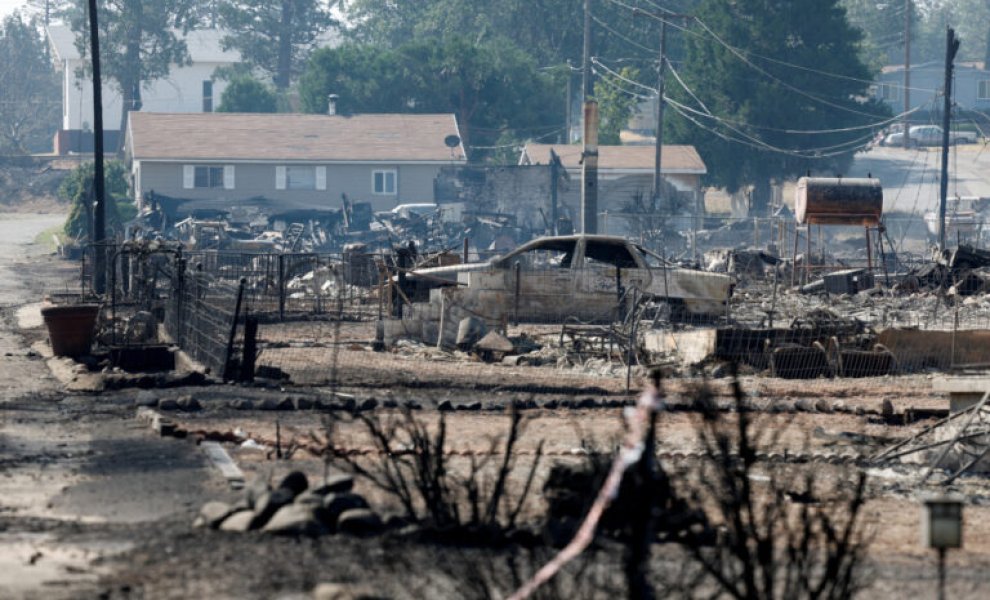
[[795, 177, 883, 226]]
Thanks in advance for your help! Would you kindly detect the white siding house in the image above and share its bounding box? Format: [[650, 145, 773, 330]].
[[46, 25, 241, 154]]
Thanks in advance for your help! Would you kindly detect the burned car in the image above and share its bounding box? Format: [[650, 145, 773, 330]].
[[407, 235, 734, 323]]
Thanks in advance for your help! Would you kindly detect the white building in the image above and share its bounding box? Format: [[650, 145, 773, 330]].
[[46, 25, 240, 154]]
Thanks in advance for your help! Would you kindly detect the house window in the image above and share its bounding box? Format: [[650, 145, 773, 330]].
[[276, 165, 326, 190], [202, 80, 213, 112], [195, 165, 224, 188], [979, 80, 990, 101], [184, 164, 234, 189], [373, 169, 397, 195]]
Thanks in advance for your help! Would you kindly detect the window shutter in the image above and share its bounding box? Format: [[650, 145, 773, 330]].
[[223, 165, 235, 190], [275, 166, 287, 190], [315, 166, 327, 191], [183, 165, 194, 189]]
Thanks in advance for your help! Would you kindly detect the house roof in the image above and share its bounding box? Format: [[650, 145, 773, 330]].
[[128, 112, 468, 163], [46, 25, 240, 63], [520, 143, 706, 174], [881, 61, 987, 74]]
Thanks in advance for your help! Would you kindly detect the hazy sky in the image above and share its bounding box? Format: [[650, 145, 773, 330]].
[[0, 1, 31, 20]]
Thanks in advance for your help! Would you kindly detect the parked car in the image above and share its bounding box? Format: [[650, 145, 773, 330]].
[[407, 234, 735, 322], [883, 125, 978, 147]]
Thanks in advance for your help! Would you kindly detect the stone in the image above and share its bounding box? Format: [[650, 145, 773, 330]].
[[246, 480, 272, 508], [476, 331, 515, 354], [231, 399, 254, 410], [252, 487, 295, 529], [456, 316, 487, 349], [794, 398, 817, 413], [814, 399, 834, 414], [336, 508, 383, 536], [382, 399, 398, 409], [259, 398, 280, 411], [157, 398, 179, 411], [311, 474, 354, 495], [323, 493, 370, 525], [542, 399, 559, 410], [577, 397, 598, 409], [294, 491, 325, 507], [437, 400, 454, 412], [311, 583, 382, 600], [194, 501, 234, 529], [293, 396, 314, 410], [261, 503, 327, 536], [176, 395, 202, 411], [276, 470, 309, 497], [455, 401, 482, 411], [219, 509, 255, 532], [358, 398, 378, 411], [134, 390, 158, 407], [277, 397, 295, 411]]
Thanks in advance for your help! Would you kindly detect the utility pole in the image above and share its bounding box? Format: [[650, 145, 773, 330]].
[[87, 0, 107, 294], [565, 60, 573, 143], [582, 0, 591, 104], [635, 9, 693, 214], [582, 102, 599, 234], [903, 0, 912, 148], [938, 27, 960, 253]]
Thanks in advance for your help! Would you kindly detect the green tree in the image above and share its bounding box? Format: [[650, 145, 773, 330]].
[[594, 66, 641, 145], [218, 0, 337, 89], [0, 12, 59, 154], [299, 37, 562, 159], [667, 0, 890, 215], [216, 76, 277, 112], [60, 160, 132, 240], [66, 0, 199, 142]]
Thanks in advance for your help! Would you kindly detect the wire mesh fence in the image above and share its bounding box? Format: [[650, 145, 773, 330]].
[[73, 237, 990, 388]]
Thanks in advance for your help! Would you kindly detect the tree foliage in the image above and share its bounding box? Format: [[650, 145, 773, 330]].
[[66, 0, 199, 139], [667, 0, 890, 214], [218, 0, 337, 89], [60, 160, 132, 241], [299, 37, 563, 159], [0, 12, 59, 154], [594, 66, 641, 145], [216, 75, 277, 112]]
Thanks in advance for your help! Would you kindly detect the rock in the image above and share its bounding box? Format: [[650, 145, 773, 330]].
[[882, 398, 894, 417], [358, 398, 378, 411], [219, 509, 255, 532], [134, 390, 158, 407], [276, 471, 309, 497], [157, 398, 179, 411], [456, 317, 487, 350], [577, 397, 597, 409], [261, 503, 326, 536], [475, 331, 515, 354], [336, 508, 383, 536], [252, 487, 296, 528], [382, 399, 398, 409], [294, 491, 325, 507], [383, 513, 413, 530], [195, 501, 233, 529], [323, 493, 370, 525], [246, 480, 271, 508], [794, 398, 817, 413], [542, 399, 559, 410], [294, 396, 314, 410], [277, 397, 295, 411], [176, 395, 202, 411], [231, 399, 254, 410], [311, 474, 354, 495], [311, 583, 382, 600], [437, 400, 454, 412], [455, 401, 482, 411], [259, 398, 280, 411], [814, 399, 834, 414]]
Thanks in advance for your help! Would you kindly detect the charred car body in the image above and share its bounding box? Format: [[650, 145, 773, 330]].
[[406, 235, 734, 323]]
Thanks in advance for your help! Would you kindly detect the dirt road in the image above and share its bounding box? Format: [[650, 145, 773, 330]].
[[0, 213, 223, 599]]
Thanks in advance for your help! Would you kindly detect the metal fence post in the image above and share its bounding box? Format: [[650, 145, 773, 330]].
[[175, 251, 186, 347], [223, 278, 247, 382], [277, 253, 286, 321]]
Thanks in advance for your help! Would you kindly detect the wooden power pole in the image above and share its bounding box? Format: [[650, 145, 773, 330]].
[[938, 28, 960, 253], [903, 0, 912, 148], [87, 0, 107, 294]]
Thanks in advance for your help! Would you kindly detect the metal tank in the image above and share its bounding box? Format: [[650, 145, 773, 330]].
[[794, 177, 883, 226]]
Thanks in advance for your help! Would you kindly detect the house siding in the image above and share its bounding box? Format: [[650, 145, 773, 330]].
[[137, 161, 442, 212], [876, 64, 990, 113]]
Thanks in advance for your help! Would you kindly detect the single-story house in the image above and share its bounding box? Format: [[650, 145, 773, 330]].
[[874, 61, 990, 114], [125, 112, 467, 213]]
